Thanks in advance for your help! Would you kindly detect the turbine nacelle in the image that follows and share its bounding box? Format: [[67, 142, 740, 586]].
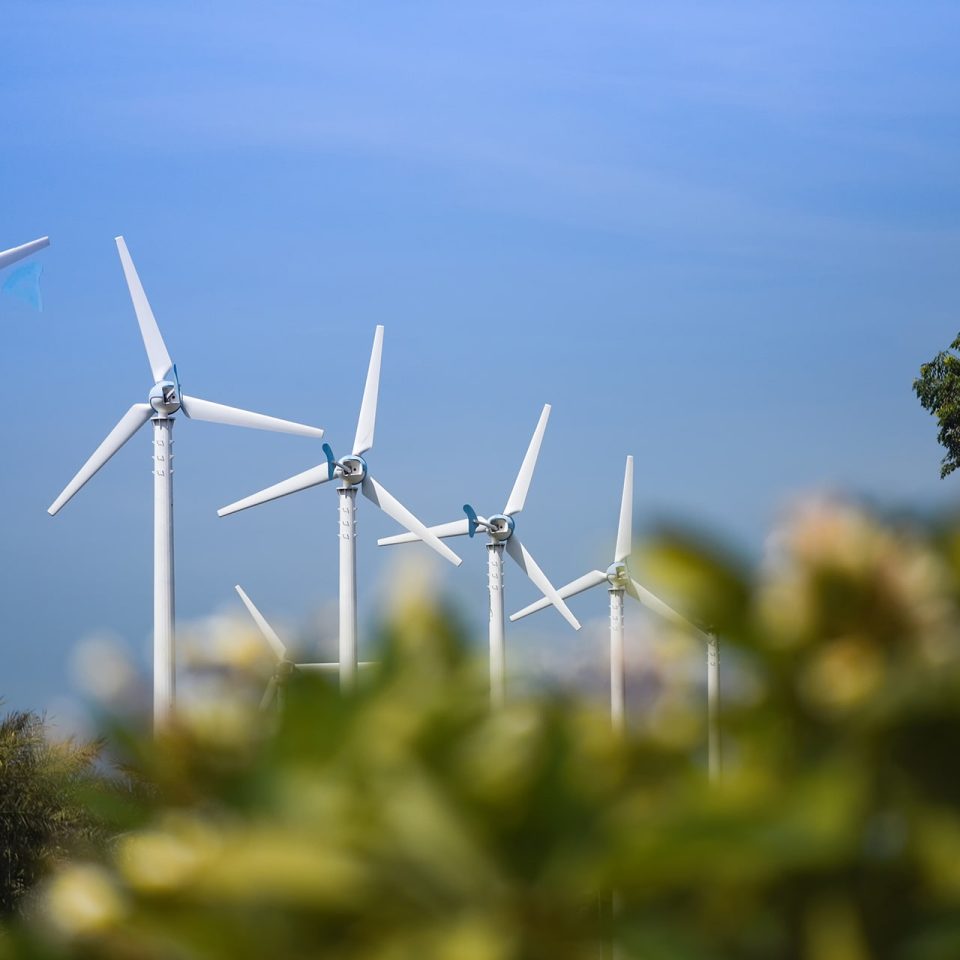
[[272, 658, 298, 683], [486, 513, 515, 542], [149, 379, 180, 416], [338, 454, 368, 486], [606, 560, 629, 586]]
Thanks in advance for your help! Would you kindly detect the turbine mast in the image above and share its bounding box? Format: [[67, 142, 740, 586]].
[[153, 416, 175, 729], [707, 634, 721, 781], [338, 485, 359, 691], [487, 542, 506, 708], [609, 585, 626, 735]]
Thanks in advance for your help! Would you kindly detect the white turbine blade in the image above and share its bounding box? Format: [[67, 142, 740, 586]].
[[361, 475, 462, 567], [627, 578, 703, 635], [0, 236, 49, 271], [234, 585, 288, 662], [259, 676, 279, 712], [115, 236, 174, 382], [353, 325, 384, 456], [504, 535, 581, 631], [510, 569, 607, 622], [218, 462, 334, 517], [614, 455, 634, 562], [297, 661, 376, 673], [48, 403, 153, 516], [378, 518, 470, 546], [180, 394, 324, 438], [503, 404, 550, 517]]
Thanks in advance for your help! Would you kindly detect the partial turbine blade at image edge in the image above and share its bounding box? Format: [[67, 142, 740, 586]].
[[218, 462, 335, 517], [48, 403, 153, 515], [353, 325, 384, 457], [378, 518, 471, 547], [115, 236, 174, 382], [615, 455, 634, 562], [361, 475, 462, 567], [504, 535, 581, 630], [180, 394, 324, 438], [503, 403, 550, 517], [510, 569, 607, 622], [0, 236, 49, 271], [235, 585, 288, 661]]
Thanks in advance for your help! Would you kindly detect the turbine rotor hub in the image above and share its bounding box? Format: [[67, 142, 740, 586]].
[[606, 561, 629, 586], [276, 659, 297, 681], [487, 514, 515, 542], [149, 380, 180, 416], [339, 455, 367, 486]]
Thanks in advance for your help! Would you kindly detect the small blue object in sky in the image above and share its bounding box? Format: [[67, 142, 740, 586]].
[[2, 262, 43, 312]]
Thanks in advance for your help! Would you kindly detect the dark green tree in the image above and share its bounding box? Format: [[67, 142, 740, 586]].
[[914, 333, 960, 477], [0, 711, 101, 914]]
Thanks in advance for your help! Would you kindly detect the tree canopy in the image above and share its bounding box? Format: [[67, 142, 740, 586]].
[[914, 333, 960, 477]]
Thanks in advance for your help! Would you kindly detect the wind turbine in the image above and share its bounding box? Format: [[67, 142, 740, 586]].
[[48, 236, 325, 731], [378, 403, 581, 707], [218, 325, 463, 690], [0, 236, 49, 270], [510, 455, 720, 775], [234, 585, 373, 711]]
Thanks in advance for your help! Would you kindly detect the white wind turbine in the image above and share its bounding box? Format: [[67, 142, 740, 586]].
[[218, 325, 463, 690], [48, 236, 325, 730], [234, 585, 373, 711], [379, 403, 581, 707], [510, 455, 720, 777], [0, 236, 49, 270]]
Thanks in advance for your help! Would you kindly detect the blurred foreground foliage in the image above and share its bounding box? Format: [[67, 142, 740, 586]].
[[0, 713, 101, 917], [6, 500, 960, 959]]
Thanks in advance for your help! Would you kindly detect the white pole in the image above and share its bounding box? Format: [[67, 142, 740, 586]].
[[338, 485, 358, 692], [487, 541, 506, 708], [707, 633, 721, 781], [608, 588, 626, 958], [152, 417, 175, 731], [609, 587, 626, 735]]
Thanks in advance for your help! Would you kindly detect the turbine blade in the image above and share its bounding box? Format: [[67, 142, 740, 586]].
[[48, 403, 153, 515], [115, 236, 174, 382], [180, 394, 324, 438], [297, 661, 376, 673], [218, 462, 335, 517], [259, 676, 279, 712], [361, 475, 462, 567], [378, 518, 470, 546], [614, 455, 634, 562], [503, 404, 550, 516], [510, 569, 607, 622], [353, 325, 384, 456], [627, 577, 703, 634], [504, 535, 581, 630], [234, 585, 288, 662], [0, 236, 49, 271]]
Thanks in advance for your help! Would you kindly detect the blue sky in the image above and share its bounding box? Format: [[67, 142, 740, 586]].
[[2, 2, 958, 720]]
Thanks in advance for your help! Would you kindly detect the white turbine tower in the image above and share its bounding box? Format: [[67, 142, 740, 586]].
[[510, 455, 720, 777], [219, 325, 463, 690], [234, 586, 372, 711], [48, 237, 325, 730], [0, 236, 49, 270], [379, 404, 581, 707]]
